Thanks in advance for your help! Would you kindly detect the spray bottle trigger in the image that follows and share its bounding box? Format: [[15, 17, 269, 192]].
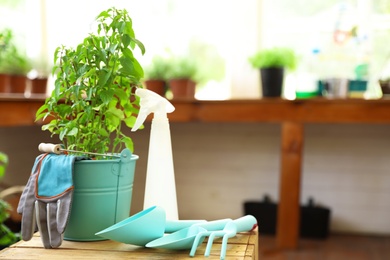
[[131, 88, 175, 132]]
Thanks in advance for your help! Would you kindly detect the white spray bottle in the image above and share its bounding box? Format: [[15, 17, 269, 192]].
[[132, 88, 179, 220]]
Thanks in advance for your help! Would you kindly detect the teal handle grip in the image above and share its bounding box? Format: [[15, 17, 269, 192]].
[[165, 220, 207, 233], [233, 215, 258, 232], [195, 218, 232, 231]]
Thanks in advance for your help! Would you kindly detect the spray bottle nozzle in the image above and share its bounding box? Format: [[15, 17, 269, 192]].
[[132, 88, 175, 132]]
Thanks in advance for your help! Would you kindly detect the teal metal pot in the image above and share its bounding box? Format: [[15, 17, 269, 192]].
[[64, 149, 138, 241]]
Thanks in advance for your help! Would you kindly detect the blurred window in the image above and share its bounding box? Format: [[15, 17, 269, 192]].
[[262, 0, 390, 97], [2, 0, 389, 98]]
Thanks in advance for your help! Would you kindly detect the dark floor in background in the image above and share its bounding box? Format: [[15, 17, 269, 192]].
[[259, 234, 390, 260]]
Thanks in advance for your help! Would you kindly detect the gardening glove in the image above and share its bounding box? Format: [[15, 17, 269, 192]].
[[17, 153, 84, 248]]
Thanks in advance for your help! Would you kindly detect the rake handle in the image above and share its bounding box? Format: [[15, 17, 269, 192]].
[[234, 215, 258, 232], [194, 218, 232, 231]]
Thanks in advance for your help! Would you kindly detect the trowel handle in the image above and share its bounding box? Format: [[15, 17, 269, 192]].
[[234, 215, 258, 232], [165, 220, 207, 233], [195, 218, 232, 231]]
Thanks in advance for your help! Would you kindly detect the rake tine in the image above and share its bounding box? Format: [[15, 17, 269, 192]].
[[188, 218, 231, 258], [189, 216, 257, 259], [220, 233, 231, 260], [204, 230, 226, 257], [204, 215, 257, 259], [189, 230, 211, 257]]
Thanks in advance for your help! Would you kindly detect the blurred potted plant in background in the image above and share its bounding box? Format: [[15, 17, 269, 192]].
[[186, 40, 226, 99], [167, 55, 198, 99], [249, 47, 297, 97], [6, 50, 32, 94], [143, 55, 170, 97], [29, 59, 51, 95], [0, 28, 32, 95], [0, 28, 12, 93], [148, 40, 225, 99], [377, 51, 390, 98], [0, 152, 19, 249]]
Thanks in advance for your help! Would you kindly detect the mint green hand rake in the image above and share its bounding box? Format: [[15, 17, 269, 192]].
[[189, 215, 257, 259]]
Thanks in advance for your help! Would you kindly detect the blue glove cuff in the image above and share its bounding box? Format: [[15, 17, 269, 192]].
[[36, 154, 76, 198]]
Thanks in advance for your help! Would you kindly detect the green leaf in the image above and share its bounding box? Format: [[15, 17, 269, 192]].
[[86, 87, 94, 100], [114, 88, 128, 104], [124, 21, 135, 38], [78, 112, 88, 124], [123, 48, 134, 58], [106, 114, 121, 132], [132, 58, 144, 78], [120, 51, 144, 78], [133, 38, 145, 55], [108, 99, 118, 110], [93, 104, 102, 111], [97, 10, 110, 20], [123, 136, 134, 152], [41, 120, 57, 132], [119, 56, 135, 76], [122, 34, 131, 48], [98, 128, 109, 137], [35, 104, 48, 121], [123, 116, 138, 128], [56, 104, 73, 118], [98, 69, 112, 88], [0, 152, 9, 178], [100, 89, 115, 105], [59, 128, 68, 141], [67, 127, 78, 136], [0, 152, 8, 165], [107, 107, 124, 119], [109, 43, 118, 53], [83, 67, 97, 78]]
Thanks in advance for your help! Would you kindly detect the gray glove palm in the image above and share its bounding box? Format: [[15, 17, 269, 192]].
[[17, 153, 81, 248]]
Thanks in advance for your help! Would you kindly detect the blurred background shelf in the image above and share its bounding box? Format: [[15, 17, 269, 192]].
[[2, 96, 390, 126], [1, 96, 390, 250]]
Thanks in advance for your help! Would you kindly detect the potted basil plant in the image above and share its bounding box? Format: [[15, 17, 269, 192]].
[[249, 47, 297, 97], [35, 7, 145, 241]]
